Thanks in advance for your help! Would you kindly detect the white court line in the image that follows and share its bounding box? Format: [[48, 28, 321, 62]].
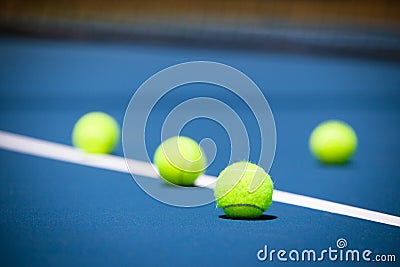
[[0, 130, 399, 228]]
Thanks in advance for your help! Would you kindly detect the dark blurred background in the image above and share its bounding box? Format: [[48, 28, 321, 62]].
[[1, 0, 400, 60]]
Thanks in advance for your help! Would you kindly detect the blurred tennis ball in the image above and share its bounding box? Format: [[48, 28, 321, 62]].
[[72, 112, 120, 154], [309, 120, 357, 164], [153, 136, 207, 186], [214, 161, 273, 219]]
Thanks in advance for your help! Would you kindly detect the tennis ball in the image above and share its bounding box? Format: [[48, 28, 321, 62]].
[[153, 136, 207, 186], [72, 112, 120, 154], [309, 120, 357, 164], [214, 162, 273, 219]]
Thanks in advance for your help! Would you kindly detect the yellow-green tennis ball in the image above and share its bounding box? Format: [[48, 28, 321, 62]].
[[72, 112, 120, 154], [153, 136, 207, 186], [309, 120, 357, 164], [214, 162, 273, 219]]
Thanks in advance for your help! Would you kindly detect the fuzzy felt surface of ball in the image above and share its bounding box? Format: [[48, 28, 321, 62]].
[[214, 162, 273, 219]]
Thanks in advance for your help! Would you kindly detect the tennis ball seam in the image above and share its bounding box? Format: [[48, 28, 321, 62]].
[[214, 162, 273, 218], [223, 204, 264, 211]]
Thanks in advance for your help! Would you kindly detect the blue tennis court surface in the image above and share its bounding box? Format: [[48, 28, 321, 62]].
[[0, 37, 399, 266]]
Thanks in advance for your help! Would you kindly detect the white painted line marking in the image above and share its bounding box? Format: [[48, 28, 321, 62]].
[[1, 130, 399, 227], [272, 191, 400, 227]]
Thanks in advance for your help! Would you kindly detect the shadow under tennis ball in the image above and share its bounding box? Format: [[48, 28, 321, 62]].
[[219, 214, 278, 221], [316, 160, 357, 169]]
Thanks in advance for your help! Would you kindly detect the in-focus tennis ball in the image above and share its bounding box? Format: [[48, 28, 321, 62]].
[[153, 136, 207, 186], [309, 120, 357, 164], [214, 162, 273, 219], [72, 112, 120, 154]]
